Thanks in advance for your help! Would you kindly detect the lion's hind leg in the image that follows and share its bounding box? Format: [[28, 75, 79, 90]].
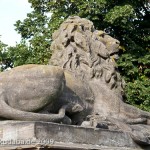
[[0, 94, 67, 123]]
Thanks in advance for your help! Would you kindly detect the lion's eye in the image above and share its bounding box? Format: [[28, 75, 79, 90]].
[[116, 41, 120, 44], [81, 25, 84, 31], [100, 33, 105, 38]]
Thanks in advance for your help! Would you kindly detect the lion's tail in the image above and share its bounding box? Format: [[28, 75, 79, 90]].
[[0, 97, 66, 123]]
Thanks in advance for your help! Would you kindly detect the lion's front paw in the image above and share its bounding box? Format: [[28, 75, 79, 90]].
[[86, 114, 110, 129], [61, 115, 72, 125]]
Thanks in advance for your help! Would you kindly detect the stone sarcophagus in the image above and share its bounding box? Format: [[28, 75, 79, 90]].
[[0, 16, 149, 149]]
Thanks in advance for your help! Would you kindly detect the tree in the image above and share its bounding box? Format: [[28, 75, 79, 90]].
[[0, 37, 12, 71], [14, 10, 52, 65], [12, 0, 150, 111]]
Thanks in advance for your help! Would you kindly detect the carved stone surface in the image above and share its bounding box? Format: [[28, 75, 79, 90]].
[[0, 121, 149, 150], [0, 16, 150, 148]]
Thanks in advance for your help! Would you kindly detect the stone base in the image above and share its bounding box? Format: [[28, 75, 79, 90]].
[[0, 121, 149, 150]]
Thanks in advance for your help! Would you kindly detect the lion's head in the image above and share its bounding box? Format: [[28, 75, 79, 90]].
[[49, 16, 125, 93]]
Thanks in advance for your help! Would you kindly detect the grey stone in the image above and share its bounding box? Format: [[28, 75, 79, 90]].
[[0, 121, 148, 149]]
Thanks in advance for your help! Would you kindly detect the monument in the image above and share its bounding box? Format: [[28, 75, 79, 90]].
[[0, 16, 149, 149]]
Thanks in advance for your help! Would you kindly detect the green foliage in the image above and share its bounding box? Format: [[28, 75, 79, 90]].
[[3, 40, 51, 67], [0, 37, 10, 71], [105, 5, 135, 25], [28, 34, 52, 64], [14, 10, 52, 65], [125, 78, 150, 112], [5, 0, 149, 111], [5, 41, 32, 67]]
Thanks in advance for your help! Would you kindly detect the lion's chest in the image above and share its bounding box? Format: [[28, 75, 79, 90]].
[[89, 79, 122, 117]]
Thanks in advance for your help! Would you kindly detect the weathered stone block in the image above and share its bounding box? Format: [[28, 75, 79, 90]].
[[0, 121, 149, 149]]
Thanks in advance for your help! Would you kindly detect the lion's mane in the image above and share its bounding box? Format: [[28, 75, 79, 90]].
[[49, 16, 125, 94]]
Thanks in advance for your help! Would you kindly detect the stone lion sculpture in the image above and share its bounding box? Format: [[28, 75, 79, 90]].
[[0, 16, 150, 145], [49, 16, 150, 124], [49, 16, 150, 144]]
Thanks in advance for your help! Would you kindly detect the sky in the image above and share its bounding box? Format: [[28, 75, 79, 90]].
[[0, 0, 32, 46]]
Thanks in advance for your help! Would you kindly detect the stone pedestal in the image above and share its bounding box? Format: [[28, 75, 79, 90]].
[[0, 121, 149, 150]]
